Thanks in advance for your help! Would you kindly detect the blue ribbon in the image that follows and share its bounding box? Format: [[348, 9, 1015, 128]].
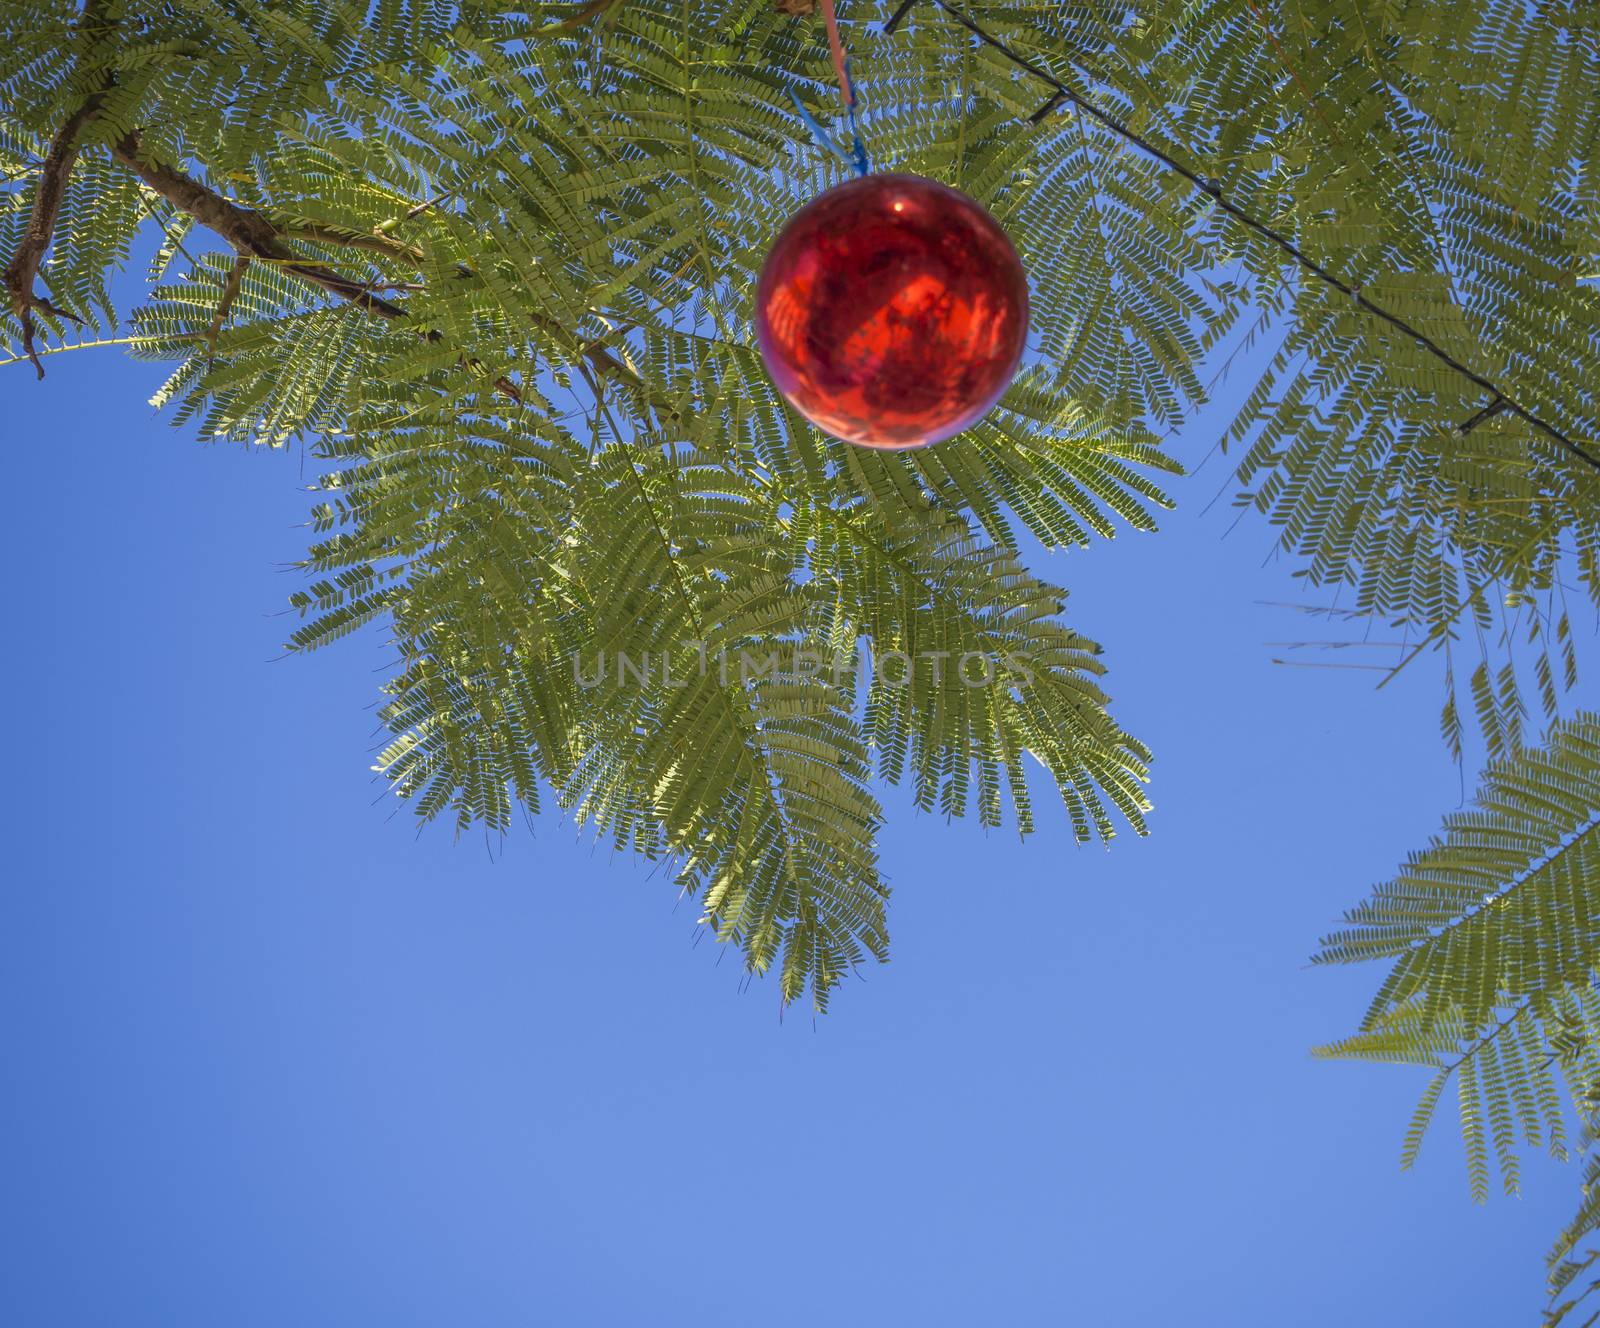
[[791, 62, 870, 177], [842, 60, 870, 176]]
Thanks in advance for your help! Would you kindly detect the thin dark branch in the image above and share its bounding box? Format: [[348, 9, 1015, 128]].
[[891, 0, 1600, 475], [883, 0, 918, 34], [1459, 396, 1508, 436], [1026, 89, 1063, 125], [402, 191, 452, 221]]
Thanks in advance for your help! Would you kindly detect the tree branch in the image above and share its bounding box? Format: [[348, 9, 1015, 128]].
[[106, 133, 532, 399], [6, 0, 620, 414], [206, 255, 249, 361], [272, 216, 653, 403], [1458, 396, 1508, 436], [2, 3, 113, 379], [106, 133, 690, 414], [110, 133, 409, 318], [9, 75, 630, 417], [272, 221, 425, 265]]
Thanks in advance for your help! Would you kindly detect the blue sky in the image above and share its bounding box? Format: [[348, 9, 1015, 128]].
[[1, 318, 1582, 1324]]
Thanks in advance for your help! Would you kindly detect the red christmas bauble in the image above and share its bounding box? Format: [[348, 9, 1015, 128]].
[[754, 173, 1029, 451]]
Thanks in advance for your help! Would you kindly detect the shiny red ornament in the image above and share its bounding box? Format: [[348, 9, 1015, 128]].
[[754, 173, 1029, 451]]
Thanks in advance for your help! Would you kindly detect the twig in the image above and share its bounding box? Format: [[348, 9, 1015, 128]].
[[205, 255, 249, 361], [1271, 659, 1393, 671], [1458, 396, 1508, 436], [371, 190, 455, 236], [403, 192, 450, 220], [540, 0, 627, 30], [0, 332, 201, 368], [274, 221, 425, 264]]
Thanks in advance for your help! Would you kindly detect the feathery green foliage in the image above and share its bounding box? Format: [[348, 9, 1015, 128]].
[[3, 4, 1599, 1027], [10, 0, 1600, 1306], [1317, 715, 1600, 1317], [3, 0, 1192, 1008]]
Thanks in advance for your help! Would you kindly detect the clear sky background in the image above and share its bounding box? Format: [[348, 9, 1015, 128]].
[[1, 280, 1585, 1324]]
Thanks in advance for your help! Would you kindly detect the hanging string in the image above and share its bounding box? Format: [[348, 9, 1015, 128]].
[[790, 0, 870, 177], [818, 0, 852, 104], [883, 0, 1600, 475]]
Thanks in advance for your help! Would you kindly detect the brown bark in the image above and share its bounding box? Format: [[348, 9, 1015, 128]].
[[15, 47, 627, 412], [108, 134, 679, 411], [108, 133, 526, 401], [110, 133, 410, 319], [3, 3, 114, 378]]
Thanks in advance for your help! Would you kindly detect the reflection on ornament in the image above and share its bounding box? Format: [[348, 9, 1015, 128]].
[[755, 173, 1029, 450]]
